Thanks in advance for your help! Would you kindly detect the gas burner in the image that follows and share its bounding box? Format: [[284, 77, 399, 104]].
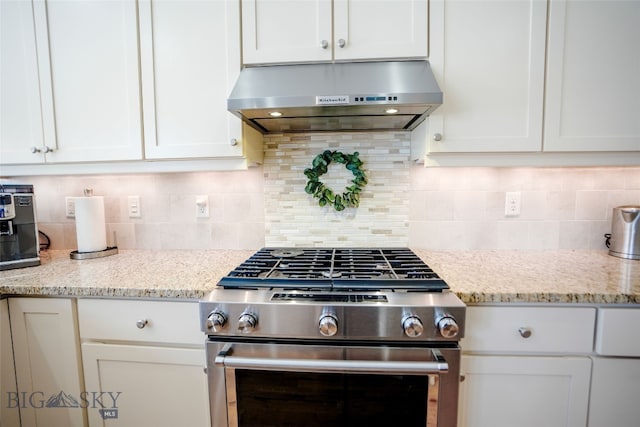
[[406, 271, 439, 279], [321, 271, 342, 278], [228, 269, 266, 278], [271, 249, 304, 258]]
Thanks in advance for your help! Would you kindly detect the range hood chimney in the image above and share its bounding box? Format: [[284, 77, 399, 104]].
[[227, 60, 442, 134]]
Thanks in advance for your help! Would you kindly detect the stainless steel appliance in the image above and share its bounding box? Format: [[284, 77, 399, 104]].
[[228, 61, 442, 133], [608, 205, 640, 260], [200, 248, 465, 427], [0, 184, 40, 270]]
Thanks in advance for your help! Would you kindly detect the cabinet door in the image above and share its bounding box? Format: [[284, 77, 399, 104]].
[[333, 0, 427, 61], [9, 298, 85, 427], [427, 0, 546, 153], [82, 343, 210, 427], [544, 0, 640, 152], [459, 355, 591, 427], [140, 0, 244, 159], [242, 0, 332, 64], [0, 299, 20, 427], [0, 0, 47, 164], [589, 358, 640, 427], [35, 0, 142, 162]]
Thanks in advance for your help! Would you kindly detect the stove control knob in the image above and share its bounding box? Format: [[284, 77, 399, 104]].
[[206, 310, 227, 333], [318, 314, 338, 337], [402, 315, 424, 338], [437, 316, 460, 339], [238, 312, 258, 334]]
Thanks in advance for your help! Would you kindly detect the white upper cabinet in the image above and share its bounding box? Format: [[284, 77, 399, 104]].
[[544, 0, 640, 152], [242, 0, 332, 64], [0, 0, 46, 164], [139, 0, 244, 159], [423, 0, 640, 161], [241, 0, 428, 65], [333, 0, 428, 61], [1, 0, 142, 165], [38, 0, 143, 163], [427, 0, 547, 153], [1, 0, 259, 174]]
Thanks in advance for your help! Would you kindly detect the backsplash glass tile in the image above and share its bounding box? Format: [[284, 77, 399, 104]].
[[262, 132, 411, 247]]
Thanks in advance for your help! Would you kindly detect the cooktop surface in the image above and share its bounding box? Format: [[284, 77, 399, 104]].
[[219, 247, 448, 291]]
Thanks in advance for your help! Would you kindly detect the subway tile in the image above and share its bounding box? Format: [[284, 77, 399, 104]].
[[575, 190, 609, 220]]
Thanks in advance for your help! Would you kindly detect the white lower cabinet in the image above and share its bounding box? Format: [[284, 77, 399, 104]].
[[0, 299, 20, 427], [588, 357, 640, 427], [9, 298, 85, 427], [81, 343, 209, 427], [459, 305, 596, 427], [459, 355, 591, 427], [77, 298, 209, 427], [588, 307, 640, 427]]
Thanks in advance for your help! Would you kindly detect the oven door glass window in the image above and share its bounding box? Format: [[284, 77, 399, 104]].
[[234, 369, 430, 426]]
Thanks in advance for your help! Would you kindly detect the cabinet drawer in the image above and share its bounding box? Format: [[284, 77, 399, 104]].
[[462, 306, 595, 353], [595, 308, 640, 356], [78, 299, 202, 345]]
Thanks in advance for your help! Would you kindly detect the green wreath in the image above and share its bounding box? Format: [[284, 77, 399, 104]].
[[304, 150, 367, 211]]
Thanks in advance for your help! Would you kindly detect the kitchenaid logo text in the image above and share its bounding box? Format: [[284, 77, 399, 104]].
[[5, 390, 121, 419], [316, 95, 349, 105]]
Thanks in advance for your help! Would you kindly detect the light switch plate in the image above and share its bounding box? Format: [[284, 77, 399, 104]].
[[128, 195, 141, 218], [65, 197, 75, 218]]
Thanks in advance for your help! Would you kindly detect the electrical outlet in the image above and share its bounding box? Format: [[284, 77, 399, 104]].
[[65, 197, 75, 218], [196, 195, 209, 218], [505, 191, 521, 216], [128, 195, 141, 218]]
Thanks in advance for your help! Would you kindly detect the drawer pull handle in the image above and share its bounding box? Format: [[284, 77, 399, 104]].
[[136, 319, 148, 329], [518, 327, 532, 338]]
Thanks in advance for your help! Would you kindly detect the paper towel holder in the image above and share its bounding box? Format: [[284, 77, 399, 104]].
[[70, 246, 119, 260], [70, 190, 119, 260], [70, 230, 119, 260]]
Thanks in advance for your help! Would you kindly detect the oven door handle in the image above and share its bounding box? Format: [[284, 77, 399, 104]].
[[214, 344, 449, 375]]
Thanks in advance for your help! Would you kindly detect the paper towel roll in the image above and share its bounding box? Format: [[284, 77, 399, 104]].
[[74, 196, 107, 253]]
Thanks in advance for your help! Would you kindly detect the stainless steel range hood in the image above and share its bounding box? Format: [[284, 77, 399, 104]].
[[227, 60, 442, 134]]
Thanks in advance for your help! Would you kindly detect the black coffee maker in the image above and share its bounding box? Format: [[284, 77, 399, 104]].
[[0, 184, 40, 270]]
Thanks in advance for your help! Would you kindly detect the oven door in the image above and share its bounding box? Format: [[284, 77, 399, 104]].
[[206, 341, 460, 427]]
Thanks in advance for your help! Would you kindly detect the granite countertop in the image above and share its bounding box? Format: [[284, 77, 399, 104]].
[[0, 249, 639, 304], [0, 249, 254, 299], [414, 249, 640, 304]]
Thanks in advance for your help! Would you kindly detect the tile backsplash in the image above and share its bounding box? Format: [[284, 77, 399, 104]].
[[3, 133, 639, 251], [7, 169, 265, 250], [409, 166, 640, 250], [263, 132, 412, 247]]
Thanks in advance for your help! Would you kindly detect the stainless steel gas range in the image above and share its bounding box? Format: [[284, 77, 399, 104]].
[[200, 248, 466, 427]]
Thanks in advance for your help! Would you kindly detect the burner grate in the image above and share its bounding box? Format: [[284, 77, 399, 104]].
[[219, 248, 448, 291]]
